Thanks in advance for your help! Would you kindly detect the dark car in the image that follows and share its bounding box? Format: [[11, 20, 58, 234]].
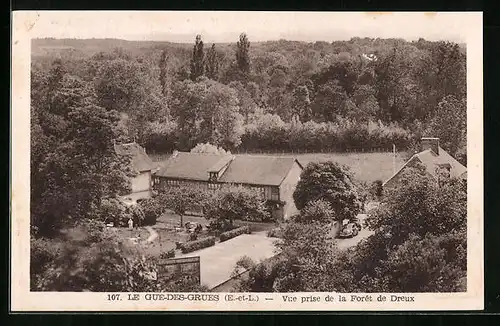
[[338, 222, 361, 238]]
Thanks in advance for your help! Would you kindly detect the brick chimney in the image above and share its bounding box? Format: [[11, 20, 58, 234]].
[[421, 137, 439, 155]]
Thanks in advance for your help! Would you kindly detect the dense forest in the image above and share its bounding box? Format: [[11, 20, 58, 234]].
[[31, 35, 466, 160], [29, 35, 468, 292]]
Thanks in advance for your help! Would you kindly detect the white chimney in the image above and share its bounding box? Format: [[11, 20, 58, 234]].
[[421, 137, 439, 155]]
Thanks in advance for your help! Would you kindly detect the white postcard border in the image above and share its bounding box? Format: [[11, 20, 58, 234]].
[[11, 11, 484, 311]]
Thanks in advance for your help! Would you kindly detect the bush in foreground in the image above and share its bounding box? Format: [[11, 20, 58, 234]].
[[220, 226, 251, 242], [180, 236, 216, 253], [266, 226, 284, 238], [159, 249, 175, 259]]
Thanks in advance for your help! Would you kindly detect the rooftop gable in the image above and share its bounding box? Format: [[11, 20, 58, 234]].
[[218, 155, 302, 186], [383, 147, 467, 186], [114, 142, 156, 173], [156, 152, 303, 186], [156, 152, 233, 181]]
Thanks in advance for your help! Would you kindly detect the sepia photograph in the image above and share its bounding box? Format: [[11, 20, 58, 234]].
[[11, 11, 483, 311]]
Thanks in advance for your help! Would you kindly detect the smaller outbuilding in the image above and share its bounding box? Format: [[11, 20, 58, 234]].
[[383, 137, 467, 192], [114, 141, 157, 202]]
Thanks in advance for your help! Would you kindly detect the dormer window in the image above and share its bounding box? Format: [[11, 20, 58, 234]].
[[209, 172, 218, 182]]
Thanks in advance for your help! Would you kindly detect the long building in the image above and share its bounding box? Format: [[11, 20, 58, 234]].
[[154, 151, 304, 220]]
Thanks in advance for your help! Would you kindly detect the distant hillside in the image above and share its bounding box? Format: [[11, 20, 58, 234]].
[[32, 38, 191, 59], [32, 37, 466, 61]]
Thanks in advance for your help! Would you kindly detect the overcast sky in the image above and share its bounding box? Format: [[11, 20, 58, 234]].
[[25, 11, 479, 43]]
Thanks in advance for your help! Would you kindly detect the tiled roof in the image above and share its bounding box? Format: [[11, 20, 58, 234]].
[[416, 148, 467, 179], [156, 152, 234, 181], [219, 156, 300, 186], [114, 142, 156, 173], [156, 152, 302, 186], [383, 147, 467, 186]]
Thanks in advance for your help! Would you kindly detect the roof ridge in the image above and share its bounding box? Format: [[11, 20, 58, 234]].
[[178, 151, 231, 156], [234, 154, 296, 160]]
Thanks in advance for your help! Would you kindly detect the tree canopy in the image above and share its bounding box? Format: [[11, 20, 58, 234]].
[[293, 161, 362, 221]]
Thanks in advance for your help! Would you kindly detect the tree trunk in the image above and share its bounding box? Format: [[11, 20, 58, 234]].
[[180, 214, 184, 227]]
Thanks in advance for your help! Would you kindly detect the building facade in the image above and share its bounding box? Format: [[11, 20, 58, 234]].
[[154, 152, 303, 220], [114, 142, 157, 202], [383, 137, 467, 193]]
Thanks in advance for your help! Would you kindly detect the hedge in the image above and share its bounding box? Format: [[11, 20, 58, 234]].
[[266, 227, 283, 238], [220, 226, 251, 242], [159, 249, 175, 259], [180, 236, 216, 254]]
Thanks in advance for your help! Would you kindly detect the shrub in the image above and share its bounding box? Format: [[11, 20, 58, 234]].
[[267, 227, 284, 238], [220, 226, 251, 242], [180, 236, 216, 253], [30, 237, 60, 290], [92, 198, 132, 227], [205, 186, 271, 227], [138, 197, 164, 226], [371, 180, 383, 199], [159, 249, 175, 259]]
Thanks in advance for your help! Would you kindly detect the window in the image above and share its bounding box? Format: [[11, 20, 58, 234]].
[[208, 183, 220, 190], [167, 179, 180, 187], [271, 187, 280, 201], [209, 172, 218, 182]]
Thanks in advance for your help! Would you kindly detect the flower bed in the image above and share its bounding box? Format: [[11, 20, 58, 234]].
[[219, 226, 251, 242]]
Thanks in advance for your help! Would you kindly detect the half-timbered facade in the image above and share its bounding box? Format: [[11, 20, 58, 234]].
[[155, 151, 303, 220]]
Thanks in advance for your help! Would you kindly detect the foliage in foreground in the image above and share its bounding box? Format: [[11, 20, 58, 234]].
[[293, 161, 362, 222], [205, 186, 271, 227], [31, 220, 206, 292]]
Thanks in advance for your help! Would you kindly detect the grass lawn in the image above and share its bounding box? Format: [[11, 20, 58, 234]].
[[151, 151, 406, 184]]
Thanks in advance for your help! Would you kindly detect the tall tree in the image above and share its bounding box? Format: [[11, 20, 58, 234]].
[[236, 33, 251, 75], [190, 35, 205, 81], [205, 187, 270, 228], [291, 85, 311, 122], [190, 142, 230, 155], [228, 81, 256, 122], [200, 81, 244, 149], [425, 95, 466, 157], [159, 49, 169, 97], [433, 41, 466, 101], [159, 186, 202, 227], [293, 161, 362, 222], [32, 69, 133, 236], [170, 79, 208, 149], [311, 81, 346, 122], [205, 43, 221, 80]]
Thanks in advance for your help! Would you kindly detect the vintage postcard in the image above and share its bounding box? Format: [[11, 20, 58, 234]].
[[11, 11, 483, 311]]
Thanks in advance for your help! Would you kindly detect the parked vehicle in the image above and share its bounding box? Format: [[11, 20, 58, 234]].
[[338, 222, 361, 238], [184, 222, 202, 234]]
